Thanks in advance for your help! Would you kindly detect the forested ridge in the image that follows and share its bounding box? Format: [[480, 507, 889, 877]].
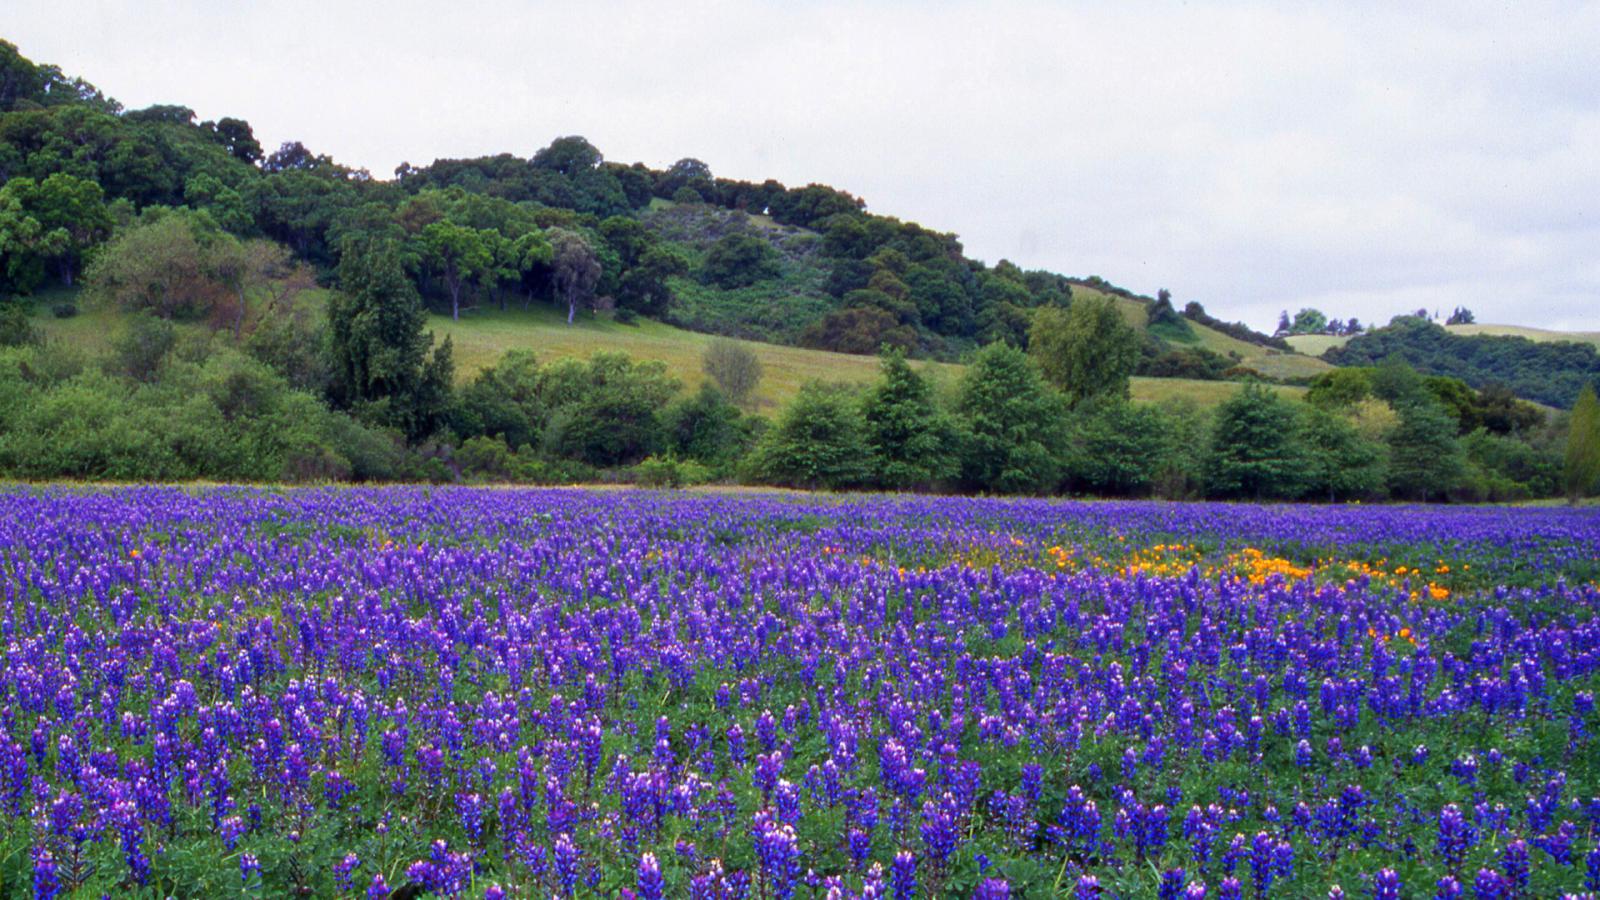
[[2, 39, 1597, 502]]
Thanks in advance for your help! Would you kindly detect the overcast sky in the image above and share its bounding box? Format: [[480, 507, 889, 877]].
[[10, 1, 1599, 331]]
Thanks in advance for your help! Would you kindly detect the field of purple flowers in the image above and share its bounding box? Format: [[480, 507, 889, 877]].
[[3, 488, 1599, 899]]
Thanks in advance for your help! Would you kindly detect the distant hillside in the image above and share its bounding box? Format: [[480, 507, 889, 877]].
[[1445, 323, 1600, 348], [1325, 316, 1600, 408]]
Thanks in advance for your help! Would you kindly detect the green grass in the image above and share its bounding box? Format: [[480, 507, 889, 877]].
[[436, 305, 1307, 410], [1285, 333, 1353, 356], [431, 305, 961, 410]]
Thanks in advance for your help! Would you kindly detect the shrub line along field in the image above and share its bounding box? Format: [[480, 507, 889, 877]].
[[3, 486, 1597, 899]]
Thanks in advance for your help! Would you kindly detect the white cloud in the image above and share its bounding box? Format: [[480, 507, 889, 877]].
[[9, 0, 1598, 330]]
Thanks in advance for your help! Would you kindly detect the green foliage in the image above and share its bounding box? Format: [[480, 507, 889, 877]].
[[417, 221, 494, 320], [954, 342, 1067, 494], [800, 306, 917, 355], [701, 233, 780, 289], [1063, 397, 1172, 497], [1387, 396, 1468, 501], [84, 207, 241, 320], [548, 227, 601, 324], [1306, 367, 1375, 407], [1030, 296, 1143, 406], [701, 338, 763, 408], [0, 172, 113, 291], [541, 352, 679, 466], [1461, 427, 1560, 502], [1287, 308, 1329, 335], [451, 349, 545, 450], [1565, 385, 1600, 502], [1140, 346, 1232, 380], [0, 302, 38, 347], [634, 455, 713, 488], [861, 347, 957, 490], [1298, 404, 1388, 501], [662, 383, 751, 468], [327, 238, 454, 442], [746, 381, 870, 489], [1327, 316, 1600, 408], [1204, 383, 1310, 499]]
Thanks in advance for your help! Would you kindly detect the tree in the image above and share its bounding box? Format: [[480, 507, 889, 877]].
[[541, 352, 679, 466], [0, 173, 113, 291], [701, 233, 780, 289], [204, 116, 264, 165], [85, 209, 232, 320], [861, 346, 957, 490], [702, 338, 763, 408], [1386, 396, 1467, 501], [1204, 384, 1309, 500], [954, 342, 1068, 494], [1289, 308, 1329, 335], [419, 222, 493, 320], [1276, 311, 1292, 336], [1446, 306, 1476, 326], [530, 136, 603, 174], [1565, 385, 1600, 503], [1029, 297, 1142, 406], [1299, 405, 1387, 501], [327, 237, 454, 442], [452, 349, 545, 450], [548, 228, 601, 324], [746, 382, 869, 490], [662, 383, 749, 466], [1063, 397, 1171, 496]]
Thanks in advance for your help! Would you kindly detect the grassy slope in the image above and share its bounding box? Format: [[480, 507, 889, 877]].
[[1101, 291, 1331, 380], [1285, 333, 1353, 356], [1445, 323, 1600, 347], [432, 305, 1306, 408], [28, 289, 1308, 412]]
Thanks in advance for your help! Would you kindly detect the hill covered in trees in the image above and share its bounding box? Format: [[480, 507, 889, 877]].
[[2, 38, 1596, 502], [1325, 317, 1600, 409]]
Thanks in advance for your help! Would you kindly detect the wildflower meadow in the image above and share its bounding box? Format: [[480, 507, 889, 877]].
[[3, 487, 1599, 899]]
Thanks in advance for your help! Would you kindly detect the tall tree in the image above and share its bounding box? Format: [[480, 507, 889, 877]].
[[1204, 384, 1309, 500], [1030, 297, 1142, 406], [0, 173, 113, 291], [955, 342, 1068, 494], [419, 222, 493, 321], [327, 238, 454, 442], [1564, 385, 1600, 503], [746, 382, 869, 490], [1299, 404, 1387, 501], [1386, 396, 1466, 501], [548, 228, 601, 325], [861, 346, 956, 490]]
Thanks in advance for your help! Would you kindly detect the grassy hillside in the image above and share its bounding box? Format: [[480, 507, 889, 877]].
[[28, 290, 1308, 411], [431, 305, 1306, 408], [1093, 290, 1330, 380], [1285, 333, 1353, 356], [1445, 323, 1600, 347]]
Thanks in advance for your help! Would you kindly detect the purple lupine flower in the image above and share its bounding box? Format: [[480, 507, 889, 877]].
[[333, 852, 361, 891], [890, 851, 917, 900], [1075, 875, 1101, 899], [638, 851, 665, 900], [1372, 868, 1400, 900], [974, 877, 1011, 900]]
